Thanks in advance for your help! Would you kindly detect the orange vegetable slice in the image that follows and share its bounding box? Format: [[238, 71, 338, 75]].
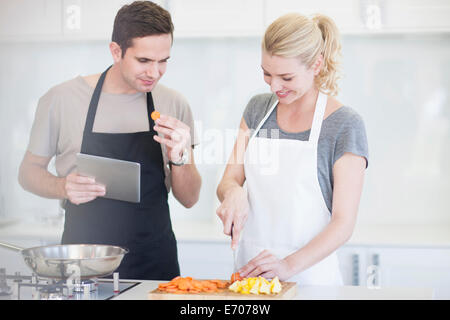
[[157, 276, 229, 294], [151, 111, 160, 120], [231, 272, 242, 283]]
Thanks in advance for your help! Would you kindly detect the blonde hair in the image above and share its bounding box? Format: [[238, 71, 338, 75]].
[[263, 13, 342, 96]]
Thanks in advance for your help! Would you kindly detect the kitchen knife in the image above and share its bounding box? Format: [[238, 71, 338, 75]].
[[231, 224, 237, 273]]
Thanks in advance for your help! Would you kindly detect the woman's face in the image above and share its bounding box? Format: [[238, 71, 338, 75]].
[[261, 50, 319, 105]]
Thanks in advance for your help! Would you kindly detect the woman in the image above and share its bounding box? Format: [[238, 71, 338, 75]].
[[216, 13, 368, 286]]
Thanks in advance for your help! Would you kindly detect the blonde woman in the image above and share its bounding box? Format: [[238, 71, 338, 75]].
[[216, 13, 368, 286]]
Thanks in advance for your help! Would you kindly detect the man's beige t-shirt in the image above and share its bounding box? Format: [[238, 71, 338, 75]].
[[27, 75, 198, 192]]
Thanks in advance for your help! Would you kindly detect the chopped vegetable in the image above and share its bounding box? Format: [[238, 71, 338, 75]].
[[231, 272, 242, 283], [157, 276, 229, 294], [228, 276, 282, 295], [151, 111, 160, 121]]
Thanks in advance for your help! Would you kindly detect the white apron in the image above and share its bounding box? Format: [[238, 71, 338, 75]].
[[239, 92, 343, 286]]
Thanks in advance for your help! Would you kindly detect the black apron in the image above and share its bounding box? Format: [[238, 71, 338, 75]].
[[62, 66, 180, 280]]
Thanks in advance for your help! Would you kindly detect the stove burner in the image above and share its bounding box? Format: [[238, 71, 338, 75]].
[[73, 279, 98, 293], [0, 268, 139, 300], [39, 283, 65, 300]]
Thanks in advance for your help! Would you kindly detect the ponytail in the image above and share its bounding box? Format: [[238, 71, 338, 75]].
[[312, 14, 342, 96]]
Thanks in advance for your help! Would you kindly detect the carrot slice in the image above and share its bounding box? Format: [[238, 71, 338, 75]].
[[189, 289, 200, 294], [231, 272, 242, 282], [151, 111, 160, 121], [175, 289, 187, 294], [157, 276, 226, 294]]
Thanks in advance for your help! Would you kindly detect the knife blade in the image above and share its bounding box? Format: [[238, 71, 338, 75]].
[[231, 224, 237, 273]]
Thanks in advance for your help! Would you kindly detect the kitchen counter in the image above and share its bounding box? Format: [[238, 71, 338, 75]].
[[113, 280, 434, 300], [2, 218, 450, 247]]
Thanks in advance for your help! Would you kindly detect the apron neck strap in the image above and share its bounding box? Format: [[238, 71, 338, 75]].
[[308, 91, 328, 144], [251, 98, 278, 139], [84, 65, 111, 133], [146, 90, 156, 133], [250, 91, 328, 143]]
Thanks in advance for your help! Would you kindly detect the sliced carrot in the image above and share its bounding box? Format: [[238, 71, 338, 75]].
[[193, 282, 203, 290], [151, 111, 160, 121], [157, 276, 226, 294], [231, 272, 242, 282], [178, 280, 189, 290], [175, 289, 187, 294], [189, 289, 201, 294], [211, 279, 228, 288]]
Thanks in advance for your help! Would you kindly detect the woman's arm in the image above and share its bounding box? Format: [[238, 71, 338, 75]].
[[239, 152, 366, 280]]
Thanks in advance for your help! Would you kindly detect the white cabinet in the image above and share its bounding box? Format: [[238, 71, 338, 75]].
[[0, 0, 62, 40], [0, 0, 131, 42], [265, 0, 362, 34], [338, 245, 450, 299], [168, 0, 264, 37], [1, 0, 449, 42], [383, 0, 450, 33], [61, 0, 131, 40], [264, 0, 450, 34]]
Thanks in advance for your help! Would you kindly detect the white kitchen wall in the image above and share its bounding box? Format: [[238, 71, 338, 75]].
[[0, 29, 449, 227]]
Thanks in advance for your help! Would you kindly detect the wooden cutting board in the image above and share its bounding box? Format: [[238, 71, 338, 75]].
[[148, 280, 297, 300]]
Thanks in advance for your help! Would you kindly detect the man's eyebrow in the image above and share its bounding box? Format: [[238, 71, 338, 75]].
[[135, 56, 170, 62], [261, 66, 294, 77]]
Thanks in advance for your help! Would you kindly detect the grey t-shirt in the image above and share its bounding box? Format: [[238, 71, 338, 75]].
[[27, 75, 199, 193], [243, 93, 369, 213]]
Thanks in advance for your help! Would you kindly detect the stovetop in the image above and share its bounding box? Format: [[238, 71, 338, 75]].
[[0, 268, 140, 300]]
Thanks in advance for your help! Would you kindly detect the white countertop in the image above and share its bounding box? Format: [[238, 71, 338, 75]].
[[2, 218, 450, 247], [112, 280, 434, 300]]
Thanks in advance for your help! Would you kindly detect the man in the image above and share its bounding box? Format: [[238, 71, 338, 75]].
[[18, 1, 201, 280]]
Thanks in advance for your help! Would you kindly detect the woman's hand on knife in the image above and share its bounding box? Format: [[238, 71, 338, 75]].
[[216, 185, 249, 249]]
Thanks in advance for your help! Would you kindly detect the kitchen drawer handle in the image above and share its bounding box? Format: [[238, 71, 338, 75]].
[[351, 254, 359, 286]]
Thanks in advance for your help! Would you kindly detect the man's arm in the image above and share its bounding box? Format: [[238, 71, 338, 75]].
[[18, 151, 66, 199], [170, 147, 201, 208], [153, 114, 201, 208], [18, 151, 106, 205]]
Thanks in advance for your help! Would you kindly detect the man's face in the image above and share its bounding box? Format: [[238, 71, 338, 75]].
[[115, 34, 172, 93]]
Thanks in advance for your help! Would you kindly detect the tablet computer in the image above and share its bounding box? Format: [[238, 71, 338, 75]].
[[76, 153, 140, 203]]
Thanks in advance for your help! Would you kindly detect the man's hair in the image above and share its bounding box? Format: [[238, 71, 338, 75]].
[[112, 1, 174, 57]]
